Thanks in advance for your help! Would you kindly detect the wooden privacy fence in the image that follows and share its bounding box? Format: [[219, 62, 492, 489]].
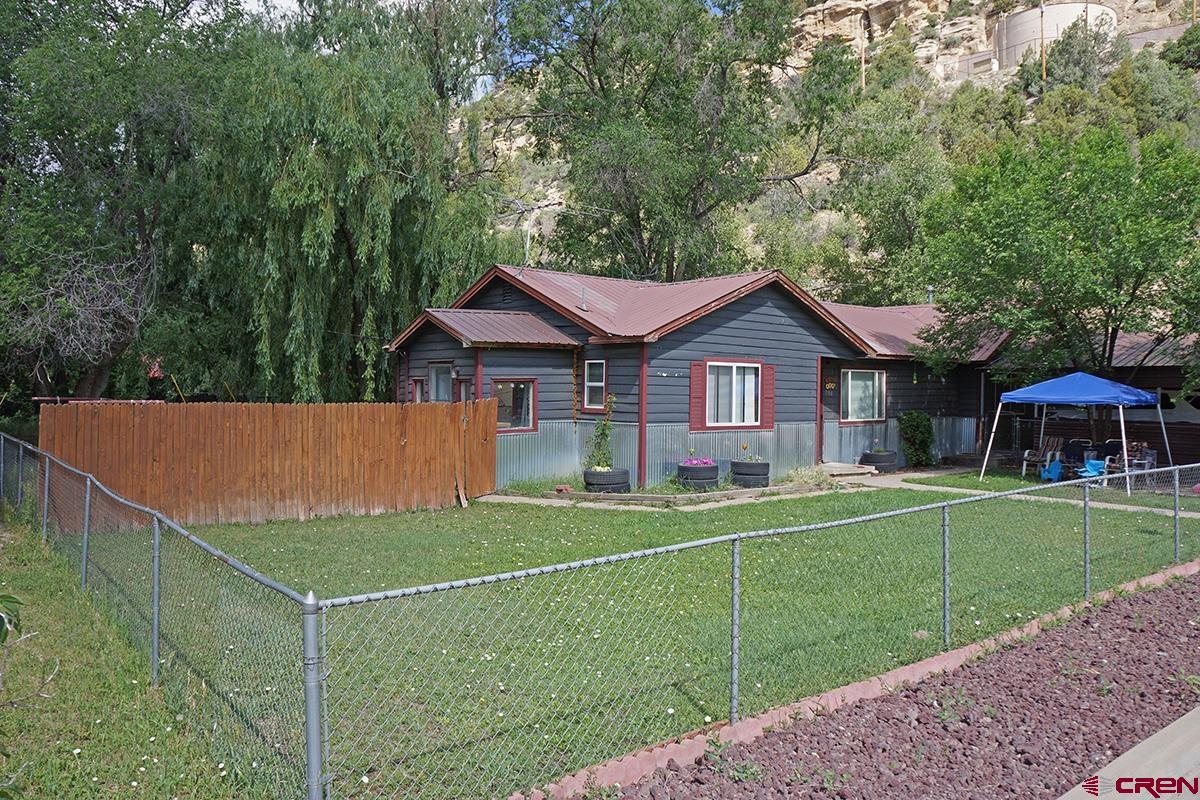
[[37, 400, 497, 524]]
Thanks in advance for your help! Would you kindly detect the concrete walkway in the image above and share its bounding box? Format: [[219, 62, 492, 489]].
[[1057, 706, 1200, 799], [476, 484, 881, 513], [850, 470, 1200, 520]]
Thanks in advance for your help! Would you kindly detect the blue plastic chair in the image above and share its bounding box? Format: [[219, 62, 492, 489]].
[[1041, 459, 1063, 482], [1076, 459, 1106, 479]]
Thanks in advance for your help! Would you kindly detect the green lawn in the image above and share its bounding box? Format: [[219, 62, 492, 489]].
[[178, 486, 1200, 800], [903, 468, 1200, 513], [0, 523, 248, 799]]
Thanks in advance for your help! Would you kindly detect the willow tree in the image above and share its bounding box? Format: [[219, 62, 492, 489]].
[[201, 0, 513, 402]]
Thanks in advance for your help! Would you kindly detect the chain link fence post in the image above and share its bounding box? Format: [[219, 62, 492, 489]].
[[81, 477, 93, 590], [16, 444, 24, 509], [1083, 482, 1091, 598], [151, 515, 162, 686], [1173, 467, 1181, 563], [303, 591, 326, 800], [941, 503, 951, 650], [729, 536, 741, 725], [41, 454, 51, 542]]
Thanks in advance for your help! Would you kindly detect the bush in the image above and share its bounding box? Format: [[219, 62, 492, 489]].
[[899, 410, 936, 468], [585, 395, 616, 469], [1161, 24, 1200, 71]]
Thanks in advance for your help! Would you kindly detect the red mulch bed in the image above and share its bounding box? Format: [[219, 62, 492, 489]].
[[620, 576, 1200, 799]]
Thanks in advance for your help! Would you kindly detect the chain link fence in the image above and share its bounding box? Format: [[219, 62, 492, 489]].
[[2, 431, 1198, 799]]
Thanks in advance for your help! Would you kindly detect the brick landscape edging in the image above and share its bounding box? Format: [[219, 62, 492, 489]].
[[508, 557, 1200, 800]]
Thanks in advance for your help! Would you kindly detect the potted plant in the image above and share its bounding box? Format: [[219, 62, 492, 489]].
[[730, 443, 769, 488], [582, 395, 630, 493], [860, 437, 899, 473], [677, 450, 718, 490]]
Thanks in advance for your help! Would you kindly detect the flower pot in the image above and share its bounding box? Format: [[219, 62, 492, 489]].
[[583, 467, 630, 493], [860, 450, 898, 473], [677, 463, 718, 490], [730, 459, 769, 488]]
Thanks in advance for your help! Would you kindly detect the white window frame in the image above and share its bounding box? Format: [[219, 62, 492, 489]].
[[583, 359, 606, 411], [840, 368, 887, 422], [706, 362, 761, 427], [429, 363, 454, 403]]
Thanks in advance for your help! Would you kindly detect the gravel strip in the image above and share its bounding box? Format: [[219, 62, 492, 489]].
[[621, 575, 1200, 799]]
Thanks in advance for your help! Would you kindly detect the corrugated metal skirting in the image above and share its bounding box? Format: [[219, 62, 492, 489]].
[[821, 416, 978, 468], [496, 420, 817, 487]]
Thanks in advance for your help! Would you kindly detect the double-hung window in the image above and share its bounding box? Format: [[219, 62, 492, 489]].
[[582, 360, 606, 411], [706, 363, 760, 426], [429, 364, 453, 403], [841, 369, 886, 421]]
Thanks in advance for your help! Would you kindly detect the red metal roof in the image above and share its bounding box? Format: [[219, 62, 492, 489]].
[[820, 302, 1006, 362], [454, 265, 872, 350], [1111, 332, 1198, 368], [385, 309, 578, 351]]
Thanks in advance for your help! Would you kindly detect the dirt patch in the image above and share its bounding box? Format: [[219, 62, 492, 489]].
[[620, 576, 1200, 799]]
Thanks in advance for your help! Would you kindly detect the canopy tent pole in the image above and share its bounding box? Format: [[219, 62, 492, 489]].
[[1038, 403, 1046, 448], [1156, 391, 1174, 466], [1118, 404, 1131, 496], [979, 401, 1004, 480]]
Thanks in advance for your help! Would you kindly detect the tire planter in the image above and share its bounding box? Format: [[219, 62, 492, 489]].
[[730, 459, 770, 488], [583, 468, 631, 493], [860, 450, 899, 473], [677, 463, 719, 491]]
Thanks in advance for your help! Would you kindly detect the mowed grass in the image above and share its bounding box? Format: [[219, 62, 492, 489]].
[[0, 522, 245, 799], [903, 468, 1200, 513], [186, 486, 1200, 799]]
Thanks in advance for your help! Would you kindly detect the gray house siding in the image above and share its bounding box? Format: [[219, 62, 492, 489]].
[[821, 360, 979, 419], [647, 284, 860, 425], [403, 324, 473, 401], [464, 279, 590, 342], [478, 347, 576, 421]]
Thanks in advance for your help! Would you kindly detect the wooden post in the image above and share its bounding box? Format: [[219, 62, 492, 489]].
[[1040, 3, 1046, 84]]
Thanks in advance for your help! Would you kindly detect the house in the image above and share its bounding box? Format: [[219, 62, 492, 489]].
[[385, 266, 1001, 487]]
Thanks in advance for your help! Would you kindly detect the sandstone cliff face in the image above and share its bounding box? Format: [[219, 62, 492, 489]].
[[786, 0, 1191, 84]]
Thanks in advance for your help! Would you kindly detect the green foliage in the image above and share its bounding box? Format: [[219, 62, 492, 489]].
[[1018, 16, 1129, 96], [0, 594, 21, 645], [196, 2, 513, 401], [866, 23, 920, 91], [1101, 50, 1200, 137], [946, 0, 974, 18], [585, 395, 616, 470], [2, 0, 238, 398], [505, 0, 851, 282], [898, 410, 936, 468], [919, 124, 1200, 384], [1160, 24, 1200, 71]]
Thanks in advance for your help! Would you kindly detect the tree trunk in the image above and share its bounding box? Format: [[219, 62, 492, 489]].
[[73, 362, 114, 398]]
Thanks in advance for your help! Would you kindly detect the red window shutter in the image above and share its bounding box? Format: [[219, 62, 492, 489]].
[[760, 364, 776, 429], [689, 361, 705, 431]]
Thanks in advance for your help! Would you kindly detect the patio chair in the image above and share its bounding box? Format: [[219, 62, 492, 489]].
[[1076, 459, 1106, 479], [1040, 459, 1064, 482], [1021, 435, 1064, 477], [1062, 438, 1091, 467]]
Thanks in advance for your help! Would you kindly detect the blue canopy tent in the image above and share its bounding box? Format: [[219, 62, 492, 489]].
[[980, 372, 1174, 493]]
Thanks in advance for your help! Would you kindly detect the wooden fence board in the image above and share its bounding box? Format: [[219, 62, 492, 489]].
[[37, 400, 498, 525]]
